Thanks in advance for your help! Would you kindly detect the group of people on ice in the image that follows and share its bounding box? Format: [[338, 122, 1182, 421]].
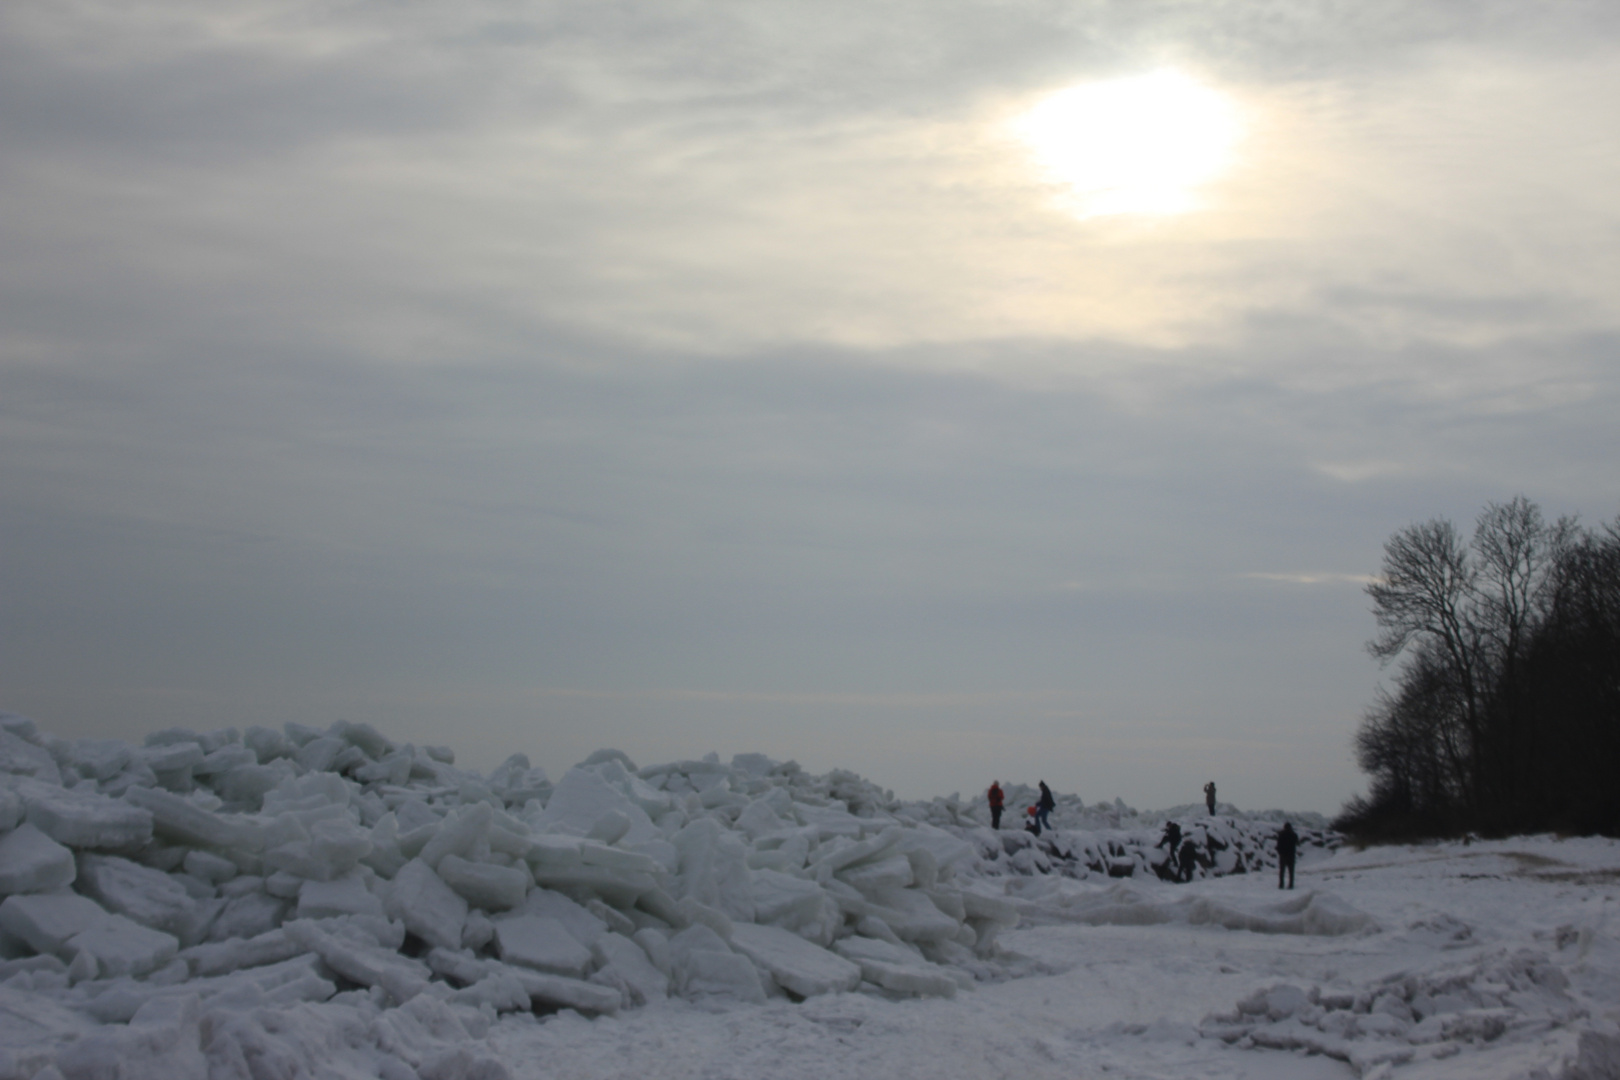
[[986, 778, 1300, 889], [985, 778, 1053, 835], [1156, 807, 1299, 888]]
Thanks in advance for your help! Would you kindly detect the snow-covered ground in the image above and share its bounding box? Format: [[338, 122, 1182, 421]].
[[2, 712, 1618, 1080]]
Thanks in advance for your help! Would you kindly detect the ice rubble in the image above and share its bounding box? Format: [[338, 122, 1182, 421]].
[[0, 709, 1362, 1080], [0, 713, 1033, 1080], [910, 782, 1338, 884], [1200, 949, 1620, 1078]]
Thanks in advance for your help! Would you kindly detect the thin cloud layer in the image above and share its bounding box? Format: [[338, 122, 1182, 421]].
[[3, 0, 1618, 811]]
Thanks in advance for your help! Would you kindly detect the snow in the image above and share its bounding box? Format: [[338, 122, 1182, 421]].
[[2, 711, 1618, 1080]]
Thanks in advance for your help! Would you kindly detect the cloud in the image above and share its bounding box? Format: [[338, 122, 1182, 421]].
[[4, 0, 1620, 814], [6, 0, 1620, 371], [1240, 572, 1379, 587], [1313, 460, 1408, 483]]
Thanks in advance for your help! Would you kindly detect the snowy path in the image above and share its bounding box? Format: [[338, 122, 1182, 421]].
[[480, 839, 1620, 1080]]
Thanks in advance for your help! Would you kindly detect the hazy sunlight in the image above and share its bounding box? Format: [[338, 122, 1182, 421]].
[[1011, 70, 1242, 218]]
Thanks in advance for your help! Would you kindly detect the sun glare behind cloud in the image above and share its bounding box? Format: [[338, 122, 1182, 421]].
[[1011, 70, 1242, 219]]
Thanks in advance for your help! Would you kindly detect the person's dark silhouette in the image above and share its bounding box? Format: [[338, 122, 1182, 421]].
[[1024, 805, 1041, 837], [1276, 821, 1298, 890], [1203, 781, 1217, 816], [988, 781, 1005, 829], [1036, 781, 1055, 832], [1178, 837, 1198, 882], [1156, 821, 1183, 873]]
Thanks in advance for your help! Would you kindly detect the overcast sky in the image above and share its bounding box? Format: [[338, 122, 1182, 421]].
[[3, 0, 1618, 813]]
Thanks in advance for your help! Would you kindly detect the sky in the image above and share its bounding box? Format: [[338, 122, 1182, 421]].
[[3, 0, 1618, 814]]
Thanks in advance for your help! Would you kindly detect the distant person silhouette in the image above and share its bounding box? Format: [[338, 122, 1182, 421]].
[[1178, 837, 1199, 882], [1036, 781, 1055, 832], [1157, 821, 1183, 873], [1276, 821, 1298, 890], [1204, 781, 1217, 816], [988, 781, 1005, 829]]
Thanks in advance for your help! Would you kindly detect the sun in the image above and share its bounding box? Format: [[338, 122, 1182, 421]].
[[1010, 70, 1242, 219]]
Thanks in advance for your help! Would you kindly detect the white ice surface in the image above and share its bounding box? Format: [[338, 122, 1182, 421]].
[[476, 838, 1620, 1080], [2, 714, 1618, 1080]]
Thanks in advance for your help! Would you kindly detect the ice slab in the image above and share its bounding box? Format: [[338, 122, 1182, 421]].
[[386, 858, 468, 951], [16, 780, 153, 850], [833, 936, 959, 997], [0, 893, 110, 956], [668, 924, 766, 1004], [122, 787, 262, 852], [183, 927, 306, 977], [494, 915, 593, 977], [437, 855, 529, 912], [0, 823, 77, 894], [75, 854, 199, 940], [297, 871, 385, 920], [284, 919, 429, 1005], [207, 889, 287, 942], [0, 730, 61, 785], [513, 888, 607, 948], [729, 922, 862, 998], [588, 932, 669, 1005], [67, 913, 180, 977], [536, 768, 660, 848], [263, 817, 373, 881]]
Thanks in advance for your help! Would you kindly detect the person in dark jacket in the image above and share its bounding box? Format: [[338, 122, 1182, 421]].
[[1276, 821, 1299, 890], [988, 781, 1005, 829], [1204, 781, 1217, 816], [1157, 820, 1183, 874], [1036, 781, 1055, 832], [1178, 836, 1199, 882]]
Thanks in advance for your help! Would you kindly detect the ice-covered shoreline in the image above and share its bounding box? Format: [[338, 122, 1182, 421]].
[[0, 711, 1332, 1076], [5, 710, 1616, 1080]]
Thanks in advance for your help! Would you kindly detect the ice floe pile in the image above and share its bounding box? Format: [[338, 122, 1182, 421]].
[[0, 707, 1373, 1080], [1200, 948, 1617, 1077], [916, 794, 1339, 882], [1, 712, 1035, 1080]]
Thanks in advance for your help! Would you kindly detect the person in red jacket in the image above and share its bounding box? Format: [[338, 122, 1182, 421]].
[[987, 781, 1005, 829]]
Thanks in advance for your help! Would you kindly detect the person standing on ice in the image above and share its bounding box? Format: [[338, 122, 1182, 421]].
[[1157, 820, 1183, 873], [988, 780, 1005, 829], [1204, 781, 1217, 816], [1276, 821, 1299, 890], [1178, 836, 1199, 882], [1036, 781, 1055, 832]]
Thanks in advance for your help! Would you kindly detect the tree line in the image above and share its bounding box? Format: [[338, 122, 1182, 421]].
[[1336, 497, 1620, 840]]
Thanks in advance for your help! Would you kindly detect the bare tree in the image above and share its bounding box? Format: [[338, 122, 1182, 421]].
[[1345, 498, 1618, 838], [1365, 516, 1487, 808], [1472, 497, 1576, 684]]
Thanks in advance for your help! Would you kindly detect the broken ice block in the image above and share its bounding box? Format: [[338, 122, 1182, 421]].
[[0, 824, 77, 894]]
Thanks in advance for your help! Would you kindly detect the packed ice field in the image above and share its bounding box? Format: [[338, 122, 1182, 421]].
[[2, 713, 1618, 1080]]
